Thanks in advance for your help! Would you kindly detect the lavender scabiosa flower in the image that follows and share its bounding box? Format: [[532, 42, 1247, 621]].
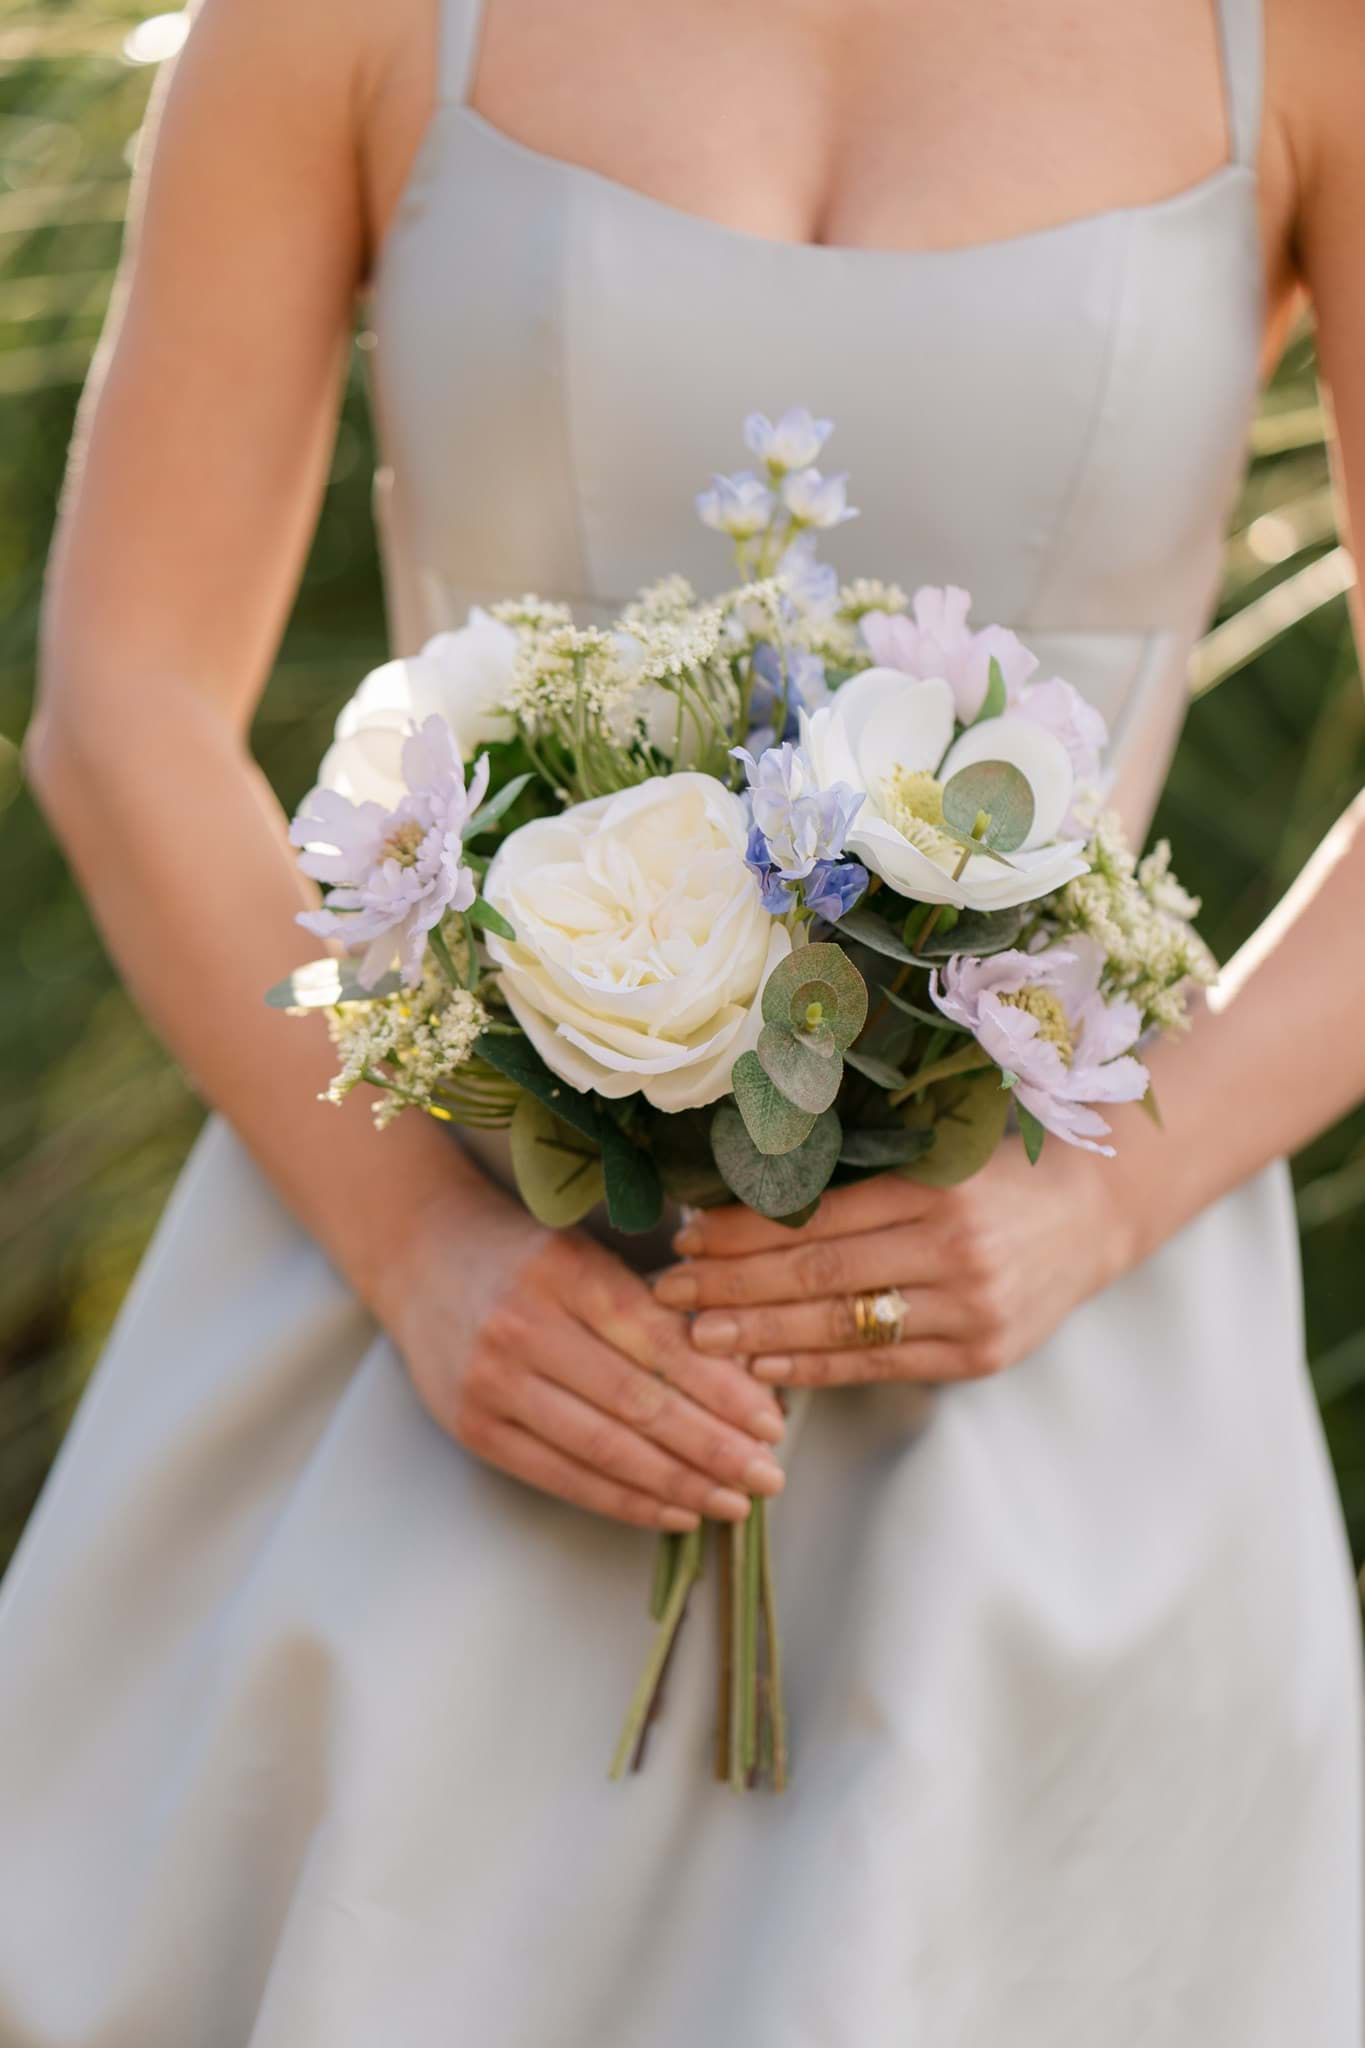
[[696, 471, 777, 539], [733, 740, 863, 880], [930, 937, 1149, 1155], [291, 715, 488, 989], [743, 407, 834, 473]]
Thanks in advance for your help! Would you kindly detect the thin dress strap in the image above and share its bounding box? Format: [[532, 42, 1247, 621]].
[[437, 0, 488, 105], [1213, 0, 1264, 169]]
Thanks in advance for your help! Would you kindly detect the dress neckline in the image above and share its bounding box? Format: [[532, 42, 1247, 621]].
[[453, 102, 1255, 266]]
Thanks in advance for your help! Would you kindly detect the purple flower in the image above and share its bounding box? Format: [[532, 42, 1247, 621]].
[[862, 586, 1039, 723], [747, 642, 831, 747], [291, 715, 488, 988], [744, 408, 834, 472], [743, 825, 867, 923], [803, 859, 870, 922], [696, 470, 776, 539], [930, 937, 1149, 1155], [733, 740, 863, 880]]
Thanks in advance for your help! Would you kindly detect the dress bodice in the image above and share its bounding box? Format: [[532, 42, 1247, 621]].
[[364, 0, 1265, 836]]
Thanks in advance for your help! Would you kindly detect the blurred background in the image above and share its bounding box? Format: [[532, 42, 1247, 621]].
[[2, 2, 1363, 1571]]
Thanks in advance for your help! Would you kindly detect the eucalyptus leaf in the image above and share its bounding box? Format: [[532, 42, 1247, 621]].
[[464, 771, 535, 839], [842, 1046, 906, 1090], [899, 1068, 1012, 1186], [941, 760, 1035, 853], [756, 1022, 843, 1114], [760, 944, 868, 1049], [1016, 1103, 1048, 1165], [732, 1051, 818, 1155], [711, 1103, 842, 1219], [771, 1198, 822, 1230], [265, 958, 402, 1009], [465, 896, 516, 940], [838, 1125, 936, 1169], [509, 1093, 605, 1227]]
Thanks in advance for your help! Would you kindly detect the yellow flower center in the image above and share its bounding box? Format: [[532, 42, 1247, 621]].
[[383, 820, 425, 867], [878, 767, 956, 861], [998, 987, 1074, 1062]]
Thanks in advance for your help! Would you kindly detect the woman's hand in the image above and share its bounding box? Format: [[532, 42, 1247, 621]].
[[383, 1186, 789, 1529], [653, 1141, 1136, 1387]]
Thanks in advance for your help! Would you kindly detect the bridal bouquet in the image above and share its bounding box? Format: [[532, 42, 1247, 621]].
[[273, 409, 1214, 1789]]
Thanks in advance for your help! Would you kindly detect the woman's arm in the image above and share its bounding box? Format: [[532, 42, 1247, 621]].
[[26, 0, 785, 1519], [657, 12, 1365, 1383]]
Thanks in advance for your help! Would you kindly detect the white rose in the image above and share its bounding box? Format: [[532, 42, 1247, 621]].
[[319, 609, 517, 806], [800, 667, 1091, 910], [483, 774, 791, 1112]]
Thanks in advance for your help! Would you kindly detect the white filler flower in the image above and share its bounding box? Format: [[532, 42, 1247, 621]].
[[800, 668, 1091, 909], [318, 610, 518, 806], [483, 774, 791, 1112]]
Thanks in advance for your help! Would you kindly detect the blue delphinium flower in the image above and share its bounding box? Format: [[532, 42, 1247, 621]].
[[802, 858, 870, 923], [747, 642, 830, 747], [734, 741, 862, 881]]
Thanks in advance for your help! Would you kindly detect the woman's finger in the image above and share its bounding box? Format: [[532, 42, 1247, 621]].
[[750, 1339, 970, 1388], [674, 1176, 937, 1260], [496, 1372, 760, 1522], [689, 1286, 969, 1358], [574, 1257, 787, 1442], [537, 1323, 788, 1497], [654, 1224, 946, 1313], [472, 1415, 702, 1531]]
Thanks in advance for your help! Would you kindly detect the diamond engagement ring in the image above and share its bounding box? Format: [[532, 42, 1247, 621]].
[[852, 1289, 907, 1346]]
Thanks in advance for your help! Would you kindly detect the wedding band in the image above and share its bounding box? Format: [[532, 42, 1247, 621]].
[[852, 1289, 907, 1346]]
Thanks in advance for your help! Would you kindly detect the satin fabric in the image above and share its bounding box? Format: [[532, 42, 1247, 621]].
[[0, 0, 1360, 2039]]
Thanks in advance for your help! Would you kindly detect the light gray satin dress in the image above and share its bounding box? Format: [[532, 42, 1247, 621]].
[[0, 1, 1360, 2041]]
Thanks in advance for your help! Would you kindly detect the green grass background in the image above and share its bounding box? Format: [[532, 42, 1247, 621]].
[[2, 4, 1363, 1567]]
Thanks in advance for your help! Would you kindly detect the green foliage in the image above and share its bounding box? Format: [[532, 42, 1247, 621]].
[[941, 759, 1035, 852], [754, 1023, 842, 1114], [760, 943, 868, 1048], [509, 1094, 605, 1226], [711, 1102, 842, 1219], [900, 1069, 1013, 1186], [731, 1049, 818, 1155], [263, 959, 401, 1009]]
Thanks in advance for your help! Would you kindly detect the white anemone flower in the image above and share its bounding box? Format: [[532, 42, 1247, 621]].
[[798, 668, 1091, 910]]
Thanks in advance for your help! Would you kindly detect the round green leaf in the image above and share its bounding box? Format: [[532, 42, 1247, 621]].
[[756, 1022, 843, 1114], [732, 1050, 818, 1155], [941, 760, 1035, 854], [711, 1103, 842, 1219], [760, 943, 868, 1049]]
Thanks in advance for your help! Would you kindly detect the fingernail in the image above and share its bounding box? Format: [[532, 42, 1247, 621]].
[[705, 1486, 752, 1521], [692, 1313, 738, 1351], [750, 1408, 786, 1444], [753, 1356, 793, 1383], [653, 1269, 698, 1309], [744, 1456, 786, 1495], [672, 1225, 702, 1255], [660, 1507, 701, 1532]]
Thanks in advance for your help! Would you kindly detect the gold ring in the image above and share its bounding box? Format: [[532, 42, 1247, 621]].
[[852, 1289, 907, 1346]]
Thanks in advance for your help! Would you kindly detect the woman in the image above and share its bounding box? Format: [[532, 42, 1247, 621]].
[[2, 0, 1361, 2038]]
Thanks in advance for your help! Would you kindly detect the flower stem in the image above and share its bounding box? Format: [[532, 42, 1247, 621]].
[[741, 1499, 762, 1778], [609, 1525, 703, 1781], [728, 1515, 749, 1791], [756, 1497, 788, 1792], [714, 1520, 734, 1782], [649, 1530, 681, 1622], [428, 922, 464, 990]]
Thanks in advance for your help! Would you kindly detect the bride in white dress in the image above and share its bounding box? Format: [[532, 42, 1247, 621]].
[[2, 0, 1363, 2040]]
